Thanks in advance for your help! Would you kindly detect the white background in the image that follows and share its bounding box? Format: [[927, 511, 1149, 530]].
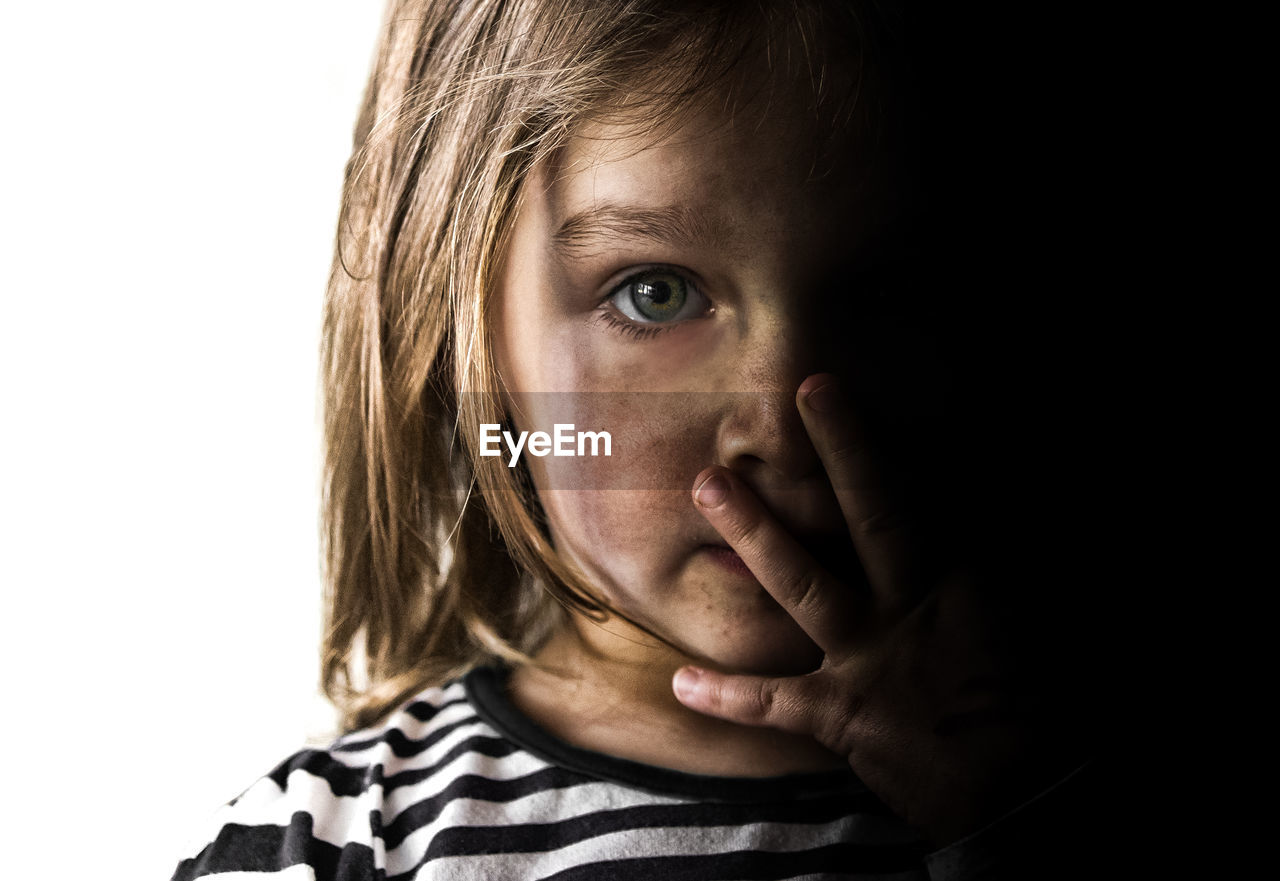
[[0, 3, 386, 877]]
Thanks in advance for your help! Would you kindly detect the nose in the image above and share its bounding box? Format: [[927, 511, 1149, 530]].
[[714, 314, 825, 485]]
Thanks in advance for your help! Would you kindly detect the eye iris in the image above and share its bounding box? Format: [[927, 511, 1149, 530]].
[[631, 274, 686, 320]]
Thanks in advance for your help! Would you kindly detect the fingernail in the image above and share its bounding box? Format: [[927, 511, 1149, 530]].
[[673, 667, 704, 702], [695, 474, 730, 507], [804, 380, 840, 413]]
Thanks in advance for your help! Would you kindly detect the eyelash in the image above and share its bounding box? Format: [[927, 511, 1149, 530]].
[[594, 266, 710, 341], [594, 309, 678, 340]]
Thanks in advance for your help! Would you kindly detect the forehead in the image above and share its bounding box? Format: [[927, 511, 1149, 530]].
[[533, 93, 873, 261], [566, 101, 816, 192]]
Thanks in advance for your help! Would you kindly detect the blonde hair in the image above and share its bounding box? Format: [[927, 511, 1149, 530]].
[[321, 0, 888, 731]]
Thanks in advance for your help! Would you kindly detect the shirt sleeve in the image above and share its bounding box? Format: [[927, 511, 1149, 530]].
[[170, 750, 379, 881]]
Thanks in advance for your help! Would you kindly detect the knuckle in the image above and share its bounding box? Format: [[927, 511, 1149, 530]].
[[853, 508, 913, 540], [824, 438, 885, 495], [748, 680, 776, 720], [721, 507, 765, 552], [776, 569, 826, 620], [706, 676, 775, 723], [826, 436, 864, 464], [825, 437, 866, 475]]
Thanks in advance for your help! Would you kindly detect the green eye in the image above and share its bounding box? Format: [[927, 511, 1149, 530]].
[[608, 269, 706, 324], [630, 273, 685, 320]]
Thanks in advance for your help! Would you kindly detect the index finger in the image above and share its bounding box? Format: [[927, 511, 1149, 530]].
[[797, 375, 923, 605], [692, 466, 866, 653]]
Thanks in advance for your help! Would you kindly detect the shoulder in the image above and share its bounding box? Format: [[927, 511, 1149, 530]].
[[173, 668, 924, 881], [171, 677, 524, 881]]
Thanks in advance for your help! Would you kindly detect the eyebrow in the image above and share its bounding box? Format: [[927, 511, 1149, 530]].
[[551, 203, 728, 257]]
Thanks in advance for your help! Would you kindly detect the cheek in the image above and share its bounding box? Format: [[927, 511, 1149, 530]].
[[526, 392, 718, 492], [539, 488, 690, 590], [527, 395, 721, 593]]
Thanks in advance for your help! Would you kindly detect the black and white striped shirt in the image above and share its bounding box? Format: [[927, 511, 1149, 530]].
[[172, 666, 1076, 880]]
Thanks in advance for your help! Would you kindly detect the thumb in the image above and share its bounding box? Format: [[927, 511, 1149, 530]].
[[672, 666, 821, 737]]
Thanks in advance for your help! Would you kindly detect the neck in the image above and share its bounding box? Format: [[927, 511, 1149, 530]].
[[507, 611, 845, 777]]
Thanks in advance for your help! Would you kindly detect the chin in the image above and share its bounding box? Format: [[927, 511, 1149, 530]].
[[697, 620, 825, 677]]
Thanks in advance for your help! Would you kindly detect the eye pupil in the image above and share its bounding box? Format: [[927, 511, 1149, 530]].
[[630, 273, 686, 320], [637, 280, 671, 304]]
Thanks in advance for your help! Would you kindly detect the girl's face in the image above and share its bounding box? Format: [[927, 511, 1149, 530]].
[[493, 87, 898, 675]]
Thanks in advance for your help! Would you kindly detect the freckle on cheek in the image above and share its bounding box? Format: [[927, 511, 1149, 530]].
[[541, 489, 690, 604], [534, 394, 715, 492]]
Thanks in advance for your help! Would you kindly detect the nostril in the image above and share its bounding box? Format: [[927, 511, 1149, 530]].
[[714, 389, 822, 484]]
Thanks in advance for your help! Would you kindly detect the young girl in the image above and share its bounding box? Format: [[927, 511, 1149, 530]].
[[173, 1, 1105, 878]]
